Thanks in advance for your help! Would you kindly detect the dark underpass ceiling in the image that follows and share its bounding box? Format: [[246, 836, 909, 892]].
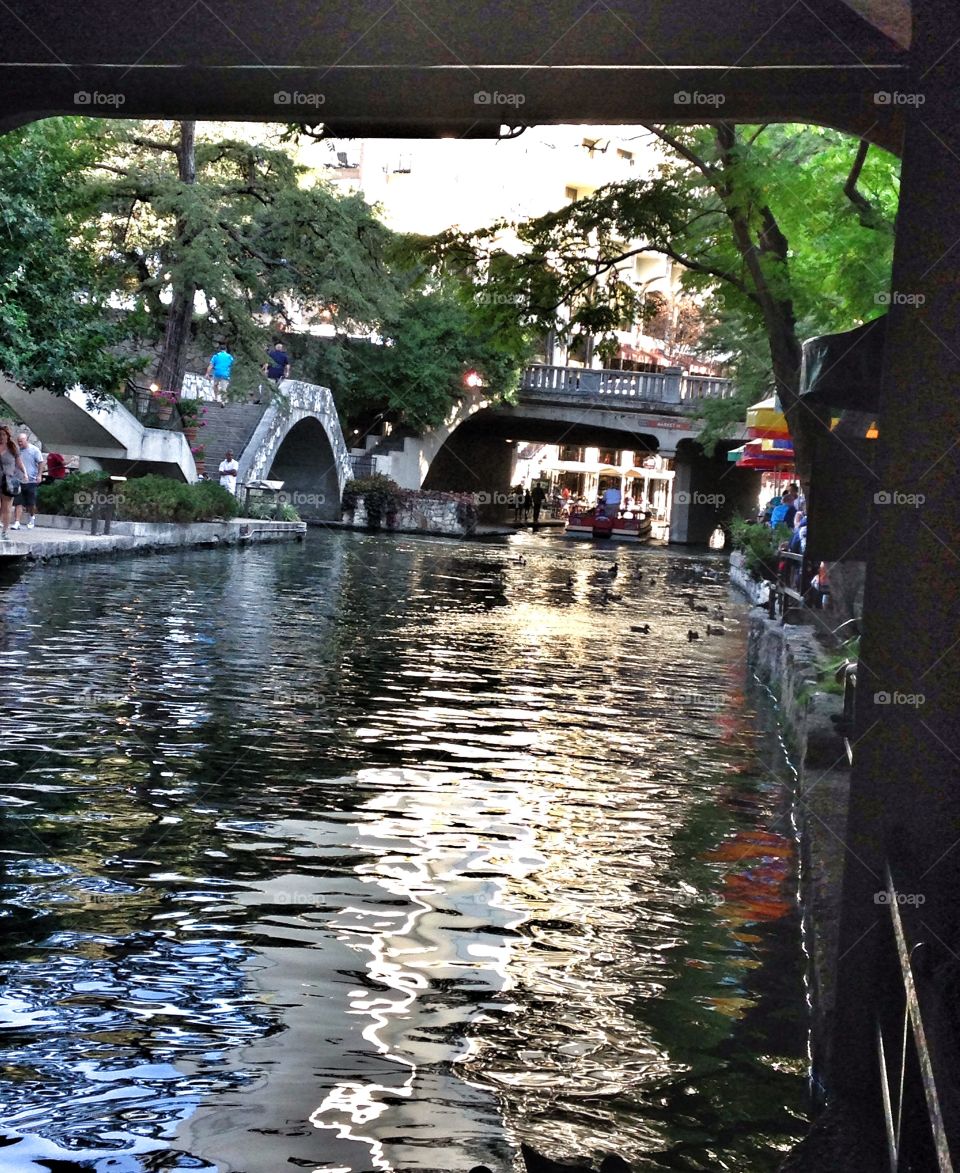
[[0, 1, 908, 146]]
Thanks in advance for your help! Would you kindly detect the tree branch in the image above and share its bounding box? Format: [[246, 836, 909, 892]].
[[843, 140, 894, 232]]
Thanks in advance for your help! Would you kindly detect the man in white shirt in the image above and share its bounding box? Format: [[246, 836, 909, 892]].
[[218, 449, 239, 495], [12, 432, 42, 530]]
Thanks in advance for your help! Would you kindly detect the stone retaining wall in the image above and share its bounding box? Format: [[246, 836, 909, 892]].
[[342, 494, 473, 537], [744, 604, 862, 1169]]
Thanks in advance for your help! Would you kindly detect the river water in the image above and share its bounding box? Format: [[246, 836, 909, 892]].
[[0, 530, 807, 1172]]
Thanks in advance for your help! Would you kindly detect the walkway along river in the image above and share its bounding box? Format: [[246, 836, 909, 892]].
[[0, 530, 807, 1171]]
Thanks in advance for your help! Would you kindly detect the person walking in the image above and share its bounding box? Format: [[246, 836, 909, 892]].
[[512, 484, 524, 523], [11, 432, 42, 531], [218, 450, 239, 495], [206, 345, 235, 407], [0, 424, 27, 541], [531, 482, 546, 525], [522, 488, 532, 523]]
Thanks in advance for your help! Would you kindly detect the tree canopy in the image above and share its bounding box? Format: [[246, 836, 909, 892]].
[[0, 118, 136, 394], [420, 123, 900, 473]]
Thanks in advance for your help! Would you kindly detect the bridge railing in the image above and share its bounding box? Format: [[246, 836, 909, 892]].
[[520, 364, 733, 406]]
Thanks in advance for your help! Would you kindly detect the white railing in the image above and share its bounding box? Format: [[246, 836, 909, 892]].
[[680, 374, 735, 401], [521, 365, 732, 405]]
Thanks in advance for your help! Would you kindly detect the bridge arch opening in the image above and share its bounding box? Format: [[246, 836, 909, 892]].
[[266, 416, 342, 521]]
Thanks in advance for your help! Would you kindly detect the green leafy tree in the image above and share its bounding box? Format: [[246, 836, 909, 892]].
[[88, 120, 404, 397], [0, 119, 138, 395], [422, 124, 899, 478], [299, 283, 533, 434]]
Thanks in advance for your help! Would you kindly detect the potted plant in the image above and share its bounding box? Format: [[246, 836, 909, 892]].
[[150, 386, 177, 422], [191, 444, 206, 477], [178, 398, 207, 444]]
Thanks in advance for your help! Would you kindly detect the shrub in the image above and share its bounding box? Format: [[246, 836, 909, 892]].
[[39, 472, 240, 523], [342, 473, 405, 529], [730, 516, 794, 580]]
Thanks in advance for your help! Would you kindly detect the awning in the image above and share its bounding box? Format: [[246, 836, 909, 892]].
[[624, 467, 675, 480], [728, 440, 794, 469], [800, 314, 886, 412], [745, 396, 790, 440]]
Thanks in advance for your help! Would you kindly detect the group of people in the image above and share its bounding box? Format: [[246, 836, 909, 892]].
[[762, 482, 807, 551], [204, 338, 291, 406], [512, 483, 548, 524], [0, 425, 67, 541]]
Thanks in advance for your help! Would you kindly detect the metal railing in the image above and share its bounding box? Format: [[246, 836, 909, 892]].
[[876, 858, 959, 1171], [766, 549, 809, 623]]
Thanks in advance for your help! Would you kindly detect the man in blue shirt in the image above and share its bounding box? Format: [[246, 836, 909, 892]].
[[770, 491, 796, 530], [206, 346, 234, 407]]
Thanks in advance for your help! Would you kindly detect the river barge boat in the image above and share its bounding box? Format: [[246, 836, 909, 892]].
[[564, 508, 652, 542]]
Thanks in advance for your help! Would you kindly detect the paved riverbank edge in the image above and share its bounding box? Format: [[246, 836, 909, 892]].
[[0, 513, 306, 565], [735, 591, 881, 1168]]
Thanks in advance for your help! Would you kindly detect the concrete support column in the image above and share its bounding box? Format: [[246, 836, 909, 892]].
[[669, 458, 693, 542], [831, 0, 960, 1146]]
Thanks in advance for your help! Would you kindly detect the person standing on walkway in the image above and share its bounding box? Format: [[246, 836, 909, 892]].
[[512, 484, 524, 523], [522, 488, 532, 523], [254, 337, 291, 403], [218, 450, 239, 495], [0, 425, 26, 541], [206, 345, 234, 407], [12, 432, 42, 531], [531, 482, 546, 526]]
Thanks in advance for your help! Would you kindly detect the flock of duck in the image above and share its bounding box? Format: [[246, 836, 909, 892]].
[[460, 550, 728, 1171], [493, 553, 727, 644]]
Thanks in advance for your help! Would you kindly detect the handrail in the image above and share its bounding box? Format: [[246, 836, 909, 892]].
[[520, 364, 733, 404], [766, 549, 808, 623], [877, 860, 959, 1170]]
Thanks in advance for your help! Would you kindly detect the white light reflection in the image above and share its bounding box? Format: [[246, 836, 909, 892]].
[[308, 767, 534, 1171]]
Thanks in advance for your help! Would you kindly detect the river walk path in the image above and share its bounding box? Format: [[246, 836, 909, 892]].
[[0, 513, 305, 565]]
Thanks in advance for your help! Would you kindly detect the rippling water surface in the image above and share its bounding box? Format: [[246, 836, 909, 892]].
[[0, 531, 806, 1171]]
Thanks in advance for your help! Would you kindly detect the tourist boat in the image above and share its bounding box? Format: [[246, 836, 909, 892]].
[[564, 507, 652, 542]]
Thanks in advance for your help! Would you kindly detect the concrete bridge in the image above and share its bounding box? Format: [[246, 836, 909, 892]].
[[363, 363, 752, 542]]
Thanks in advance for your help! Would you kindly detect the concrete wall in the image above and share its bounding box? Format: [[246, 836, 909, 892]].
[[1, 378, 196, 481], [670, 440, 760, 544]]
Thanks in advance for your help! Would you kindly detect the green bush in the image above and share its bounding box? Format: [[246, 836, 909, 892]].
[[39, 472, 240, 523], [730, 516, 793, 580], [342, 473, 405, 529], [243, 494, 300, 522]]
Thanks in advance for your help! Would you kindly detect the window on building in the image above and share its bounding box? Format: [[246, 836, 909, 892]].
[[565, 186, 579, 201], [598, 448, 622, 466], [559, 444, 585, 462]]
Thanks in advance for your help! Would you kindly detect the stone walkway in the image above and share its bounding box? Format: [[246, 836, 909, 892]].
[[0, 515, 305, 564]]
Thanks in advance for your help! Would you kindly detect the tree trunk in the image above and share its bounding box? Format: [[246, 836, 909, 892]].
[[154, 121, 197, 396]]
